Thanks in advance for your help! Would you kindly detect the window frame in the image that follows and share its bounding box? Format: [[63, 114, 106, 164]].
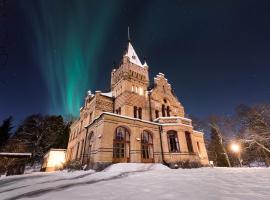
[[167, 131, 180, 153], [113, 127, 130, 162]]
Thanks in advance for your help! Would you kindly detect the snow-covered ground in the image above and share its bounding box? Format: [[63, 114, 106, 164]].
[[0, 164, 270, 200]]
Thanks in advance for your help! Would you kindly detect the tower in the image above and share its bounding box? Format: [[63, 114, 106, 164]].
[[111, 40, 150, 120]]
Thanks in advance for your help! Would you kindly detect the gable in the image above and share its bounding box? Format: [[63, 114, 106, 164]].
[[150, 73, 185, 117]]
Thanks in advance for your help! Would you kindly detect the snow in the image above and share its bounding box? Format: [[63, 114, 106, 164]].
[[103, 163, 169, 173], [100, 91, 113, 98], [143, 61, 148, 67], [125, 42, 143, 67], [0, 152, 32, 156], [0, 164, 270, 200]]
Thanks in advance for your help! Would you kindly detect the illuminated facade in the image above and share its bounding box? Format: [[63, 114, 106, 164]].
[[66, 40, 209, 169]]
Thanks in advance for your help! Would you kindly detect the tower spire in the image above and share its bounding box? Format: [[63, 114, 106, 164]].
[[128, 26, 130, 42]]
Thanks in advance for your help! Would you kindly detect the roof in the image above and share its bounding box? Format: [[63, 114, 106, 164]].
[[0, 152, 32, 157], [101, 91, 113, 98], [124, 42, 143, 67]]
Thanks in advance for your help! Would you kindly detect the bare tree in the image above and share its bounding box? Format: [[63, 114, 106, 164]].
[[237, 104, 270, 166]]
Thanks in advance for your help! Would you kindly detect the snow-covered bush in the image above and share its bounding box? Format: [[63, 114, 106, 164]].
[[171, 160, 203, 169], [63, 160, 83, 171]]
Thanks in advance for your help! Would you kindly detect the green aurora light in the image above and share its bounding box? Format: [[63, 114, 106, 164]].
[[20, 0, 122, 117]]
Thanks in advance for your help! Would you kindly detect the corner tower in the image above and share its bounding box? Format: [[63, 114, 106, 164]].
[[111, 41, 150, 120]]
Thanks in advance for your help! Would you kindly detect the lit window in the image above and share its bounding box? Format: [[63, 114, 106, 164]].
[[139, 87, 144, 95]]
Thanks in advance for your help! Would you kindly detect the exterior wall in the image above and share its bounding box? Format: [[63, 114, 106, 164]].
[[98, 114, 162, 164], [192, 131, 209, 165], [67, 113, 209, 169]]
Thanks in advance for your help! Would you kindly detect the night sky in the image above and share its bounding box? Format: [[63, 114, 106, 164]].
[[1, 0, 270, 126]]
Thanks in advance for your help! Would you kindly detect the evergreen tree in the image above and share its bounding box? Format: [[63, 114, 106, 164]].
[[0, 116, 13, 149]]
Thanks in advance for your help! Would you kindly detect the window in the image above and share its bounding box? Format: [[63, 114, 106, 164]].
[[80, 120, 83, 132], [138, 107, 142, 119], [113, 127, 130, 161], [197, 142, 201, 154], [116, 107, 121, 115], [162, 104, 166, 117], [80, 139, 85, 159], [139, 87, 144, 95], [185, 132, 194, 153], [167, 106, 170, 117], [89, 112, 93, 123], [76, 142, 80, 159], [167, 131, 180, 152], [86, 132, 94, 164], [134, 106, 142, 119], [134, 106, 137, 118], [118, 107, 121, 115], [155, 110, 159, 119], [141, 131, 153, 161]]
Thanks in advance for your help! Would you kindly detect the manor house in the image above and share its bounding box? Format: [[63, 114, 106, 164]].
[[66, 40, 209, 169]]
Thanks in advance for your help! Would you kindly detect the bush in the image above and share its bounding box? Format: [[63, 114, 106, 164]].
[[171, 160, 203, 169], [63, 160, 83, 171]]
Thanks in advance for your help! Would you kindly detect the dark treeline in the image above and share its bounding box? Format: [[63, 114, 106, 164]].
[[0, 114, 71, 172], [192, 103, 270, 167]]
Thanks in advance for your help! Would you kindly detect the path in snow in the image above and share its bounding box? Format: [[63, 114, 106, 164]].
[[0, 164, 270, 200]]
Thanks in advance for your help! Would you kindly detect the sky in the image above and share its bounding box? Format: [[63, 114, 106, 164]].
[[1, 0, 270, 126]]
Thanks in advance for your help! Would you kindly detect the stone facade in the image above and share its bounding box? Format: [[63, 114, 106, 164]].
[[66, 41, 209, 169]]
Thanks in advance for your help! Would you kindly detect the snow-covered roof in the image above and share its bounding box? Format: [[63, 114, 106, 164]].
[[101, 91, 113, 98], [0, 152, 32, 157], [125, 42, 143, 67], [153, 116, 192, 121], [143, 61, 148, 67]]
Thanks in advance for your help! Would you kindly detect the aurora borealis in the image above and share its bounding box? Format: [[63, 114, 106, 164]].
[[20, 0, 123, 116], [1, 0, 270, 125]]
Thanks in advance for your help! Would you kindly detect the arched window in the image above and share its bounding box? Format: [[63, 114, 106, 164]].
[[185, 132, 194, 153], [141, 131, 154, 162], [167, 130, 180, 152], [113, 127, 130, 162]]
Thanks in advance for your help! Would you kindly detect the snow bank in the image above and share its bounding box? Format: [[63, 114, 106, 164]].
[[1, 167, 270, 200], [103, 163, 169, 173]]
